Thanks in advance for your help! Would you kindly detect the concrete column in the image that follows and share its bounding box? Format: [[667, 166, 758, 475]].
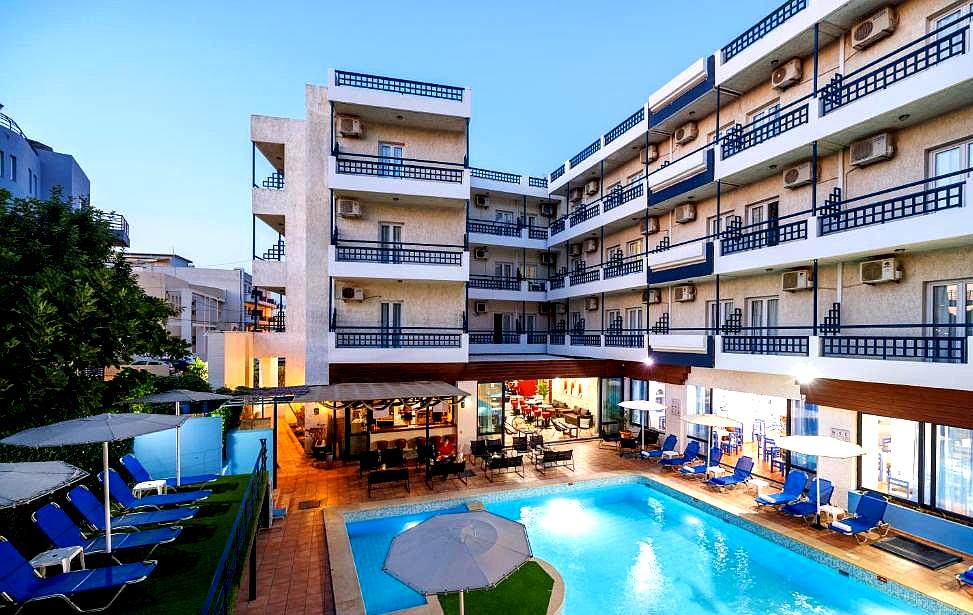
[[815, 405, 859, 508], [455, 380, 478, 456]]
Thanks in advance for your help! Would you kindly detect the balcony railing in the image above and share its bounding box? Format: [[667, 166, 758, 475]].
[[820, 16, 969, 115], [550, 218, 566, 235], [604, 107, 645, 145], [334, 70, 464, 101], [721, 0, 808, 63], [91, 209, 130, 247], [604, 332, 645, 348], [720, 97, 810, 159], [821, 335, 966, 364], [569, 202, 600, 227], [570, 333, 601, 346], [527, 332, 548, 344], [604, 180, 644, 213], [603, 255, 644, 280], [469, 332, 519, 345], [528, 226, 548, 240], [334, 152, 464, 183], [470, 168, 520, 183], [720, 218, 808, 256], [549, 333, 566, 345], [469, 276, 520, 291], [257, 239, 285, 261], [549, 276, 566, 290], [722, 335, 809, 356], [569, 139, 602, 169], [529, 177, 548, 188], [261, 172, 284, 190], [467, 219, 520, 237], [550, 164, 565, 182], [0, 111, 27, 138], [335, 240, 463, 265], [334, 327, 463, 348], [254, 312, 286, 333], [569, 268, 600, 286]]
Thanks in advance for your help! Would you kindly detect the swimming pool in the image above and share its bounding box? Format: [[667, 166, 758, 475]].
[[346, 479, 941, 615]]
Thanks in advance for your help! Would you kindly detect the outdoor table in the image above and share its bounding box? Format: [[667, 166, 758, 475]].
[[749, 477, 769, 497], [30, 545, 85, 577], [132, 479, 167, 497], [819, 504, 846, 525], [660, 450, 680, 459], [707, 466, 728, 480]]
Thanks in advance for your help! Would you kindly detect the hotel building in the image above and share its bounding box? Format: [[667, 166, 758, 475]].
[[233, 0, 973, 528]]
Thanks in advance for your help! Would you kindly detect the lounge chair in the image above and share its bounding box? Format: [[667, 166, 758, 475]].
[[120, 454, 218, 488], [957, 566, 973, 588], [781, 478, 834, 521], [0, 536, 155, 615], [67, 485, 197, 531], [100, 469, 210, 510], [33, 503, 180, 559], [678, 447, 722, 478], [660, 441, 700, 469], [639, 434, 677, 460], [829, 494, 890, 543], [706, 456, 754, 489], [755, 470, 808, 508]]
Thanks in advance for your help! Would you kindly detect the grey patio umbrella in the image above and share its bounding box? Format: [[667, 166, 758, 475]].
[[127, 389, 231, 415], [0, 461, 89, 509], [384, 511, 532, 615], [1, 413, 188, 552]]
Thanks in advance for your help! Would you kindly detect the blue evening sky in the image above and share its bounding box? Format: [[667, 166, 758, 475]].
[[3, 1, 781, 269]]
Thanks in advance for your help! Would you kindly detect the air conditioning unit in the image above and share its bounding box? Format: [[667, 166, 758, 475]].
[[643, 288, 661, 304], [674, 121, 698, 145], [583, 238, 598, 253], [852, 6, 898, 50], [473, 194, 489, 208], [771, 58, 803, 90], [674, 203, 697, 224], [850, 133, 895, 167], [341, 287, 364, 302], [474, 301, 488, 314], [473, 247, 489, 260], [781, 269, 813, 292], [539, 202, 555, 217], [584, 296, 599, 311], [585, 178, 600, 196], [860, 258, 901, 284], [336, 198, 362, 218], [569, 187, 584, 203], [643, 216, 660, 235], [782, 162, 815, 189], [539, 252, 556, 265], [569, 244, 583, 258], [640, 144, 659, 164], [337, 115, 362, 138], [538, 303, 550, 315], [673, 285, 696, 302], [555, 303, 568, 315]]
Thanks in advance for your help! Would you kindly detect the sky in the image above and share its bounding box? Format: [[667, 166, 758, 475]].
[[3, 0, 783, 270]]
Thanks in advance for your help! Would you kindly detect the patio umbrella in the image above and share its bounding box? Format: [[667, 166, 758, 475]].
[[619, 399, 666, 448], [384, 510, 532, 615], [0, 461, 89, 509], [1, 413, 189, 552], [127, 389, 231, 415], [774, 435, 865, 528], [684, 414, 742, 470]]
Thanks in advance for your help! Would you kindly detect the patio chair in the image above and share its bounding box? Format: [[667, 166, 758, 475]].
[[100, 469, 211, 511], [33, 503, 181, 559], [120, 454, 218, 488], [599, 426, 621, 449], [706, 456, 754, 490], [639, 434, 677, 460], [755, 470, 808, 508], [510, 435, 529, 453], [67, 485, 197, 532], [957, 566, 973, 588], [829, 494, 890, 543], [469, 439, 488, 463], [781, 478, 834, 521], [678, 447, 722, 478], [380, 447, 405, 468], [618, 437, 639, 458], [660, 441, 700, 469], [0, 536, 156, 615]]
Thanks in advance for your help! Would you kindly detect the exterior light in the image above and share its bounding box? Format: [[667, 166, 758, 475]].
[[793, 364, 817, 385], [643, 356, 654, 367]]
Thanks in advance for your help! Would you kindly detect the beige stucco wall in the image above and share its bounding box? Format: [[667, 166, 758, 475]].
[[468, 299, 549, 332], [336, 120, 465, 165], [333, 279, 465, 328], [335, 200, 465, 246]]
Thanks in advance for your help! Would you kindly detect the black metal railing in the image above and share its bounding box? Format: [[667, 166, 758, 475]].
[[820, 18, 968, 115], [550, 164, 565, 182], [334, 152, 464, 183], [0, 112, 27, 138], [334, 70, 464, 101], [604, 332, 645, 348], [549, 276, 566, 290], [261, 172, 285, 190], [549, 333, 566, 345], [529, 177, 548, 188], [334, 327, 464, 348], [253, 311, 286, 333], [569, 139, 602, 169], [603, 180, 644, 212], [527, 332, 548, 344], [570, 333, 602, 346], [469, 332, 520, 344], [569, 202, 600, 226], [722, 335, 809, 356], [526, 279, 547, 292], [604, 255, 644, 279], [821, 336, 966, 363], [257, 239, 285, 261], [467, 219, 521, 237], [528, 226, 548, 240], [470, 167, 521, 183], [570, 269, 600, 286], [721, 0, 808, 62], [550, 218, 566, 235], [721, 98, 810, 159], [335, 241, 464, 265], [604, 107, 645, 145], [200, 439, 268, 615], [469, 276, 520, 291], [720, 219, 808, 255]]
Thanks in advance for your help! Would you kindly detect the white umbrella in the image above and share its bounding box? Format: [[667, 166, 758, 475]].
[[775, 435, 865, 528], [384, 511, 532, 615], [1, 413, 188, 552], [619, 400, 666, 449], [684, 414, 742, 470], [0, 461, 89, 509]]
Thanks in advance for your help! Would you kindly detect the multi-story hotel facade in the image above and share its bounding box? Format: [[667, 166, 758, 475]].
[[236, 0, 973, 525]]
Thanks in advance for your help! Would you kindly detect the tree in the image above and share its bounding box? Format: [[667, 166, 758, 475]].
[[0, 189, 188, 464]]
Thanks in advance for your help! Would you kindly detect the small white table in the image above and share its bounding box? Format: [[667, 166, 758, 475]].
[[819, 504, 846, 524], [750, 477, 770, 498], [706, 466, 727, 479], [30, 546, 84, 577], [660, 450, 680, 459], [132, 479, 167, 497]]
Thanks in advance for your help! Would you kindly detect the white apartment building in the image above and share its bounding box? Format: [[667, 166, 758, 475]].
[[234, 0, 973, 530]]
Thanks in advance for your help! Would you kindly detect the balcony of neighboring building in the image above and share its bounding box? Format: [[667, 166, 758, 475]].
[[92, 210, 130, 247], [467, 300, 550, 354], [252, 139, 287, 236], [468, 275, 548, 302], [546, 254, 645, 301], [469, 166, 549, 197], [649, 56, 717, 134], [329, 236, 468, 283], [328, 68, 471, 119]]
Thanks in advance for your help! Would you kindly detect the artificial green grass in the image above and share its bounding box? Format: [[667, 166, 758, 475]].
[[438, 561, 554, 615]]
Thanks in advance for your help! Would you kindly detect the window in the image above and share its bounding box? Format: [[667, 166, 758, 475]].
[[926, 280, 973, 338], [524, 314, 535, 332], [789, 401, 818, 471], [707, 211, 735, 237], [277, 357, 286, 387], [934, 425, 972, 517], [748, 100, 781, 128], [861, 415, 920, 502], [686, 385, 712, 441], [570, 311, 584, 331], [607, 244, 622, 261], [606, 309, 622, 332], [626, 307, 643, 331], [379, 223, 402, 263], [495, 209, 515, 224], [929, 138, 973, 185], [705, 299, 734, 333], [747, 296, 779, 335], [377, 142, 403, 177], [600, 377, 623, 436], [494, 261, 514, 278], [626, 238, 643, 256], [627, 172, 643, 185], [10, 155, 16, 181], [476, 382, 503, 436], [930, 2, 972, 33]]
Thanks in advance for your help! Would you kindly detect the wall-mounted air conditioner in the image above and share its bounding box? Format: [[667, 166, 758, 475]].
[[569, 244, 583, 257], [583, 238, 598, 253], [852, 6, 897, 50], [337, 115, 362, 138], [641, 144, 659, 164], [569, 187, 584, 203], [473, 194, 489, 208], [673, 285, 696, 302], [782, 162, 815, 189], [584, 296, 599, 311], [860, 258, 901, 284], [643, 288, 661, 304], [674, 121, 698, 145], [473, 247, 489, 260], [643, 216, 660, 235], [585, 178, 600, 196], [850, 133, 895, 167], [771, 58, 803, 90], [474, 301, 488, 314], [341, 287, 364, 302], [781, 269, 812, 292], [337, 198, 361, 217], [674, 203, 696, 224]]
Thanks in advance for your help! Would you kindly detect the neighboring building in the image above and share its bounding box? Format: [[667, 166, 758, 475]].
[[229, 0, 973, 527], [0, 105, 129, 247]]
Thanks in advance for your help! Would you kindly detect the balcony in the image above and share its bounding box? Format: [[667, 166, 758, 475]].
[[466, 219, 547, 249], [648, 56, 716, 131], [648, 147, 715, 208], [647, 240, 714, 284], [98, 211, 130, 248], [550, 178, 646, 242], [820, 335, 966, 364], [549, 255, 645, 300], [548, 105, 649, 191], [720, 96, 810, 161], [469, 167, 550, 197], [468, 276, 547, 301], [722, 335, 809, 356], [328, 69, 471, 118], [468, 332, 547, 355], [329, 152, 468, 200], [647, 332, 715, 367], [721, 0, 807, 63], [720, 216, 808, 256], [329, 327, 468, 363], [329, 240, 469, 282]]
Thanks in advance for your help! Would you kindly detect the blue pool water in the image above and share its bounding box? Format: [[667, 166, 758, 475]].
[[347, 482, 933, 615]]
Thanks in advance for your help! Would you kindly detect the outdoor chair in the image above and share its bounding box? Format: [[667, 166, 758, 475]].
[[706, 456, 754, 490], [511, 435, 529, 453], [829, 494, 890, 543], [367, 468, 410, 498], [640, 434, 677, 460], [599, 427, 621, 449], [380, 447, 405, 468], [660, 441, 700, 469], [33, 502, 180, 559], [618, 437, 639, 458], [678, 447, 722, 478], [957, 566, 973, 588], [534, 449, 574, 474], [120, 454, 217, 488], [425, 461, 468, 489], [100, 469, 210, 511], [67, 485, 197, 531], [470, 439, 488, 464], [485, 455, 524, 481], [755, 470, 808, 508], [781, 478, 834, 521], [359, 450, 381, 478], [0, 536, 156, 615]]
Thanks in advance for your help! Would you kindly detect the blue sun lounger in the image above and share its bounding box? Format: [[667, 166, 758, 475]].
[[957, 566, 973, 588], [706, 456, 754, 489], [0, 536, 155, 614], [33, 503, 181, 559], [829, 494, 890, 543], [67, 485, 198, 531], [781, 478, 834, 520], [101, 469, 211, 510], [679, 447, 722, 477], [120, 454, 218, 488], [755, 470, 808, 508], [660, 441, 700, 468], [639, 434, 677, 460]]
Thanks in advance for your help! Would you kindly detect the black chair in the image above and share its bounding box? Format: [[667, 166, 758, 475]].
[[415, 443, 434, 469], [381, 447, 405, 468], [470, 439, 488, 463], [511, 436, 529, 453], [619, 437, 638, 458], [486, 438, 504, 455], [528, 434, 545, 450], [359, 450, 381, 478]]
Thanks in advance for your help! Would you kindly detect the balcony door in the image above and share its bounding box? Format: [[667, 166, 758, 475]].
[[607, 309, 622, 334], [747, 297, 779, 336], [930, 139, 973, 186], [928, 280, 973, 339], [493, 313, 513, 343], [627, 307, 643, 332], [379, 223, 402, 264], [380, 302, 402, 348], [706, 299, 734, 334], [495, 261, 514, 279], [378, 142, 403, 177], [495, 209, 515, 225]]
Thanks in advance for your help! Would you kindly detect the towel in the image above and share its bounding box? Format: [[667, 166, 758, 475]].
[[831, 521, 853, 533]]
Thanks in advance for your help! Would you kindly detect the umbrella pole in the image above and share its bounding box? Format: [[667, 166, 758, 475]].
[[176, 426, 182, 487], [707, 425, 712, 469], [460, 590, 464, 615], [812, 477, 823, 530], [174, 401, 179, 416], [103, 442, 112, 553]]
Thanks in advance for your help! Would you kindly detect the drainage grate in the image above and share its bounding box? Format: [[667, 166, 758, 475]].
[[297, 499, 321, 510]]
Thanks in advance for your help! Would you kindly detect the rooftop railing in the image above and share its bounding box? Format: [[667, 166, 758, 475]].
[[470, 167, 521, 184], [334, 70, 464, 101], [529, 177, 548, 188], [550, 164, 565, 182], [720, 0, 808, 63], [569, 139, 602, 169], [0, 112, 26, 139], [604, 107, 645, 145], [334, 152, 464, 183]]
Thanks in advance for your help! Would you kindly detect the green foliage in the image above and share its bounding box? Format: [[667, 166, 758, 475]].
[[186, 356, 208, 381], [439, 561, 554, 615], [536, 379, 550, 399]]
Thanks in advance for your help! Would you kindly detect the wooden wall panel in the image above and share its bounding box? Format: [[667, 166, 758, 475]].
[[802, 378, 973, 429]]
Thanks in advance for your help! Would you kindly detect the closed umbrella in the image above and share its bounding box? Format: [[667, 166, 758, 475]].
[[384, 511, 532, 615], [774, 435, 865, 528], [1, 413, 188, 552], [684, 414, 742, 470], [619, 400, 666, 449], [0, 461, 88, 509]]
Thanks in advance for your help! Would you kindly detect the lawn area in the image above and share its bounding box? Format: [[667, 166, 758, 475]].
[[438, 561, 554, 615]]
